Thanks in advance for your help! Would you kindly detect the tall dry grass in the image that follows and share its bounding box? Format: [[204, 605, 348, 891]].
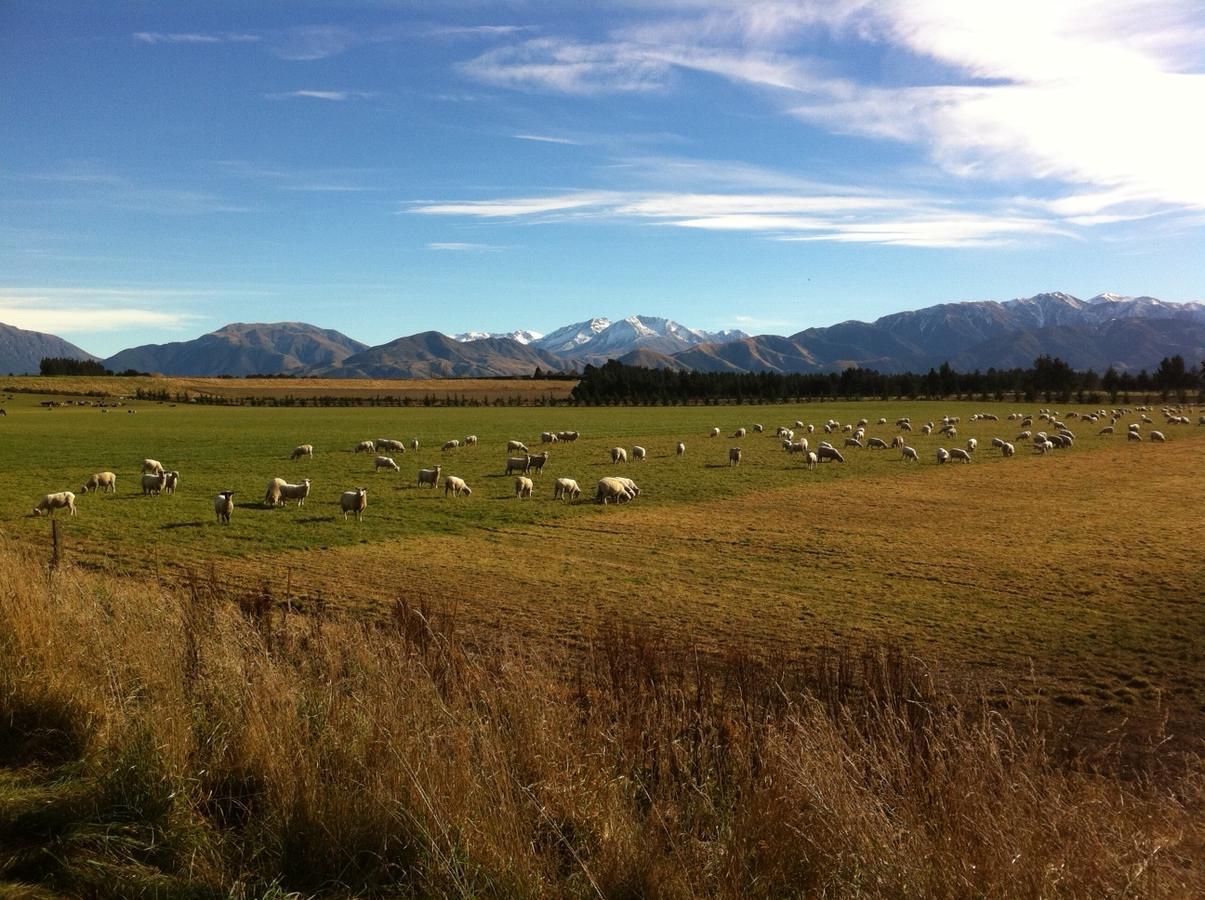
[[0, 540, 1199, 898]]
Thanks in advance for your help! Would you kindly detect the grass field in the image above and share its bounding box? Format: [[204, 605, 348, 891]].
[[1, 388, 1202, 746]]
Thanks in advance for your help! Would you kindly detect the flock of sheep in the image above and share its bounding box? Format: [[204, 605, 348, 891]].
[[29, 404, 1197, 523]]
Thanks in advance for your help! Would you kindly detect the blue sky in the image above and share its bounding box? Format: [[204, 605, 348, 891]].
[[3, 1, 1204, 356]]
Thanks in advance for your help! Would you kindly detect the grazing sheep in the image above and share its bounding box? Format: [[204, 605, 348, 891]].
[[936, 448, 950, 464], [890, 436, 906, 448], [1001, 442, 1015, 457], [377, 439, 405, 452], [290, 444, 314, 460], [595, 476, 633, 504], [805, 451, 818, 469], [340, 487, 368, 521], [506, 455, 531, 476], [441, 439, 460, 451], [794, 420, 805, 429], [213, 491, 235, 524], [417, 466, 442, 488], [921, 425, 933, 436], [507, 440, 529, 453], [676, 441, 686, 456], [514, 476, 534, 499], [753, 424, 764, 433], [264, 477, 287, 507], [867, 437, 888, 449], [733, 428, 746, 438], [553, 477, 581, 501], [279, 479, 311, 506], [1199, 416, 1205, 426], [444, 476, 471, 498], [80, 472, 117, 494], [877, 417, 887, 425], [949, 448, 972, 463], [463, 435, 478, 446], [990, 437, 1005, 448], [541, 431, 558, 443], [1150, 430, 1166, 442], [410, 438, 420, 451], [141, 458, 165, 475], [784, 440, 807, 454], [557, 431, 580, 442], [526, 451, 550, 474], [141, 471, 168, 495], [901, 446, 918, 463], [728, 447, 742, 466], [817, 446, 844, 463], [164, 471, 180, 494], [631, 446, 646, 461], [966, 438, 977, 453], [844, 437, 863, 448], [614, 476, 640, 499], [709, 427, 720, 438], [33, 491, 76, 517], [374, 455, 401, 473], [610, 447, 628, 464], [1017, 431, 1032, 441], [354, 440, 375, 453]]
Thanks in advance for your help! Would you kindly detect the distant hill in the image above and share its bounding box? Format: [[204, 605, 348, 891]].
[[103, 322, 368, 376], [0, 322, 96, 375], [308, 331, 565, 379]]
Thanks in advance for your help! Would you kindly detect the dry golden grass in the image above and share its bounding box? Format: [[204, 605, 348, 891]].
[[0, 538, 1200, 897]]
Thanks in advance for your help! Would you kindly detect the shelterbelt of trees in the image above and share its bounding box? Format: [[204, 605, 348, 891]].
[[569, 355, 1205, 406]]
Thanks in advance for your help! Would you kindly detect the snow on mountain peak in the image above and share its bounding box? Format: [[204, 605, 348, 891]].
[[452, 329, 543, 345]]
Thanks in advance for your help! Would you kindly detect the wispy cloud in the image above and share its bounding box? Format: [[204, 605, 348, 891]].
[[269, 25, 364, 61], [513, 133, 581, 145], [0, 289, 203, 335], [426, 242, 504, 252], [425, 24, 538, 39], [133, 32, 259, 45], [264, 90, 378, 101]]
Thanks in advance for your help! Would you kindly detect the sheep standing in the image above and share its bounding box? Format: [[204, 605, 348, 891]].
[[80, 472, 117, 494], [728, 447, 742, 466], [805, 451, 818, 469], [33, 491, 76, 517], [507, 440, 528, 453], [631, 446, 646, 461], [676, 441, 686, 456], [444, 476, 471, 498], [291, 444, 314, 460], [410, 438, 420, 451], [417, 466, 442, 488], [817, 446, 844, 463], [142, 472, 168, 496], [374, 455, 401, 473], [541, 431, 558, 444], [949, 448, 972, 463], [901, 446, 918, 463], [1150, 430, 1166, 442], [936, 448, 950, 464], [610, 447, 628, 464], [264, 477, 287, 507], [163, 471, 180, 494], [966, 438, 977, 453], [709, 427, 720, 438], [515, 476, 534, 499], [376, 439, 405, 453], [526, 451, 551, 474], [213, 491, 235, 524], [733, 428, 746, 438], [463, 435, 478, 446], [279, 479, 311, 506], [595, 476, 632, 504], [441, 439, 460, 452], [141, 458, 165, 475], [1001, 442, 1015, 457], [340, 488, 368, 521], [506, 456, 531, 476], [354, 441, 375, 454], [553, 477, 581, 501]]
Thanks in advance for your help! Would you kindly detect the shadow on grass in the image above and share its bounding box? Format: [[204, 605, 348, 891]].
[[161, 521, 204, 530]]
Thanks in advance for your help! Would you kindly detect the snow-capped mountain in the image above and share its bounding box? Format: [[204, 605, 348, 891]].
[[451, 329, 543, 345], [531, 318, 613, 354]]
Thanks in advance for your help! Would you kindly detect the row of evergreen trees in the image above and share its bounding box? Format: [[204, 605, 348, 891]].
[[570, 356, 1204, 405]]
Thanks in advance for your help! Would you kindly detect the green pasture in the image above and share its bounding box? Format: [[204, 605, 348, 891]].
[[0, 390, 1196, 570]]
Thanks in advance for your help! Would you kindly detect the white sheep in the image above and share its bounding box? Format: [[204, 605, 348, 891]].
[[901, 446, 918, 463], [340, 487, 368, 521], [164, 471, 180, 494], [506, 455, 531, 475], [354, 440, 375, 453], [141, 458, 165, 475], [80, 472, 117, 494], [441, 439, 460, 451], [541, 431, 558, 443], [966, 438, 977, 453], [507, 440, 529, 453], [417, 466, 442, 488], [374, 455, 401, 473], [733, 427, 746, 438], [33, 491, 76, 517], [728, 447, 742, 466], [444, 476, 471, 497], [990, 437, 1005, 448], [213, 491, 235, 524], [290, 444, 314, 460], [526, 451, 550, 473], [614, 477, 639, 498], [557, 431, 580, 442], [264, 477, 287, 507], [142, 471, 168, 495], [377, 439, 406, 453], [631, 446, 646, 461], [949, 448, 972, 463], [1150, 430, 1166, 442], [410, 438, 420, 451], [1001, 442, 1015, 457], [753, 424, 764, 433], [279, 479, 311, 506], [867, 437, 888, 449], [709, 427, 720, 438], [676, 441, 686, 456], [890, 436, 906, 448], [844, 437, 863, 448], [805, 451, 818, 469], [935, 448, 950, 464], [794, 420, 805, 429], [595, 476, 632, 504], [553, 477, 581, 501], [610, 447, 628, 464], [463, 435, 478, 446], [817, 446, 844, 463], [514, 476, 534, 499]]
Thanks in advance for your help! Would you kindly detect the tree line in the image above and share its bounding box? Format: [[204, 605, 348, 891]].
[[569, 356, 1205, 405]]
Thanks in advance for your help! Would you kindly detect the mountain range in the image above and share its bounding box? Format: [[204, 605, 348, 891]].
[[1, 293, 1202, 378]]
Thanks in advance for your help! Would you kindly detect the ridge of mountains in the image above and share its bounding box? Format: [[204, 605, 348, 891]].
[[2, 293, 1202, 378]]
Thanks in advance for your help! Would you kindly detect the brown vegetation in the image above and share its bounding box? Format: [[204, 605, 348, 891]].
[[1, 540, 1200, 897]]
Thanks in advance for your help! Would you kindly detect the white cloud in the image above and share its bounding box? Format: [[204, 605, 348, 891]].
[[411, 192, 620, 218], [0, 291, 199, 334], [133, 32, 259, 45], [426, 242, 504, 251], [513, 134, 581, 145], [265, 90, 377, 101]]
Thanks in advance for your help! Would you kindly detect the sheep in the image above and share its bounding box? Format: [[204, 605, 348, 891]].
[[515, 476, 534, 499], [780, 429, 794, 441], [867, 437, 888, 449], [990, 437, 1005, 448], [817, 446, 844, 463], [340, 487, 368, 521], [279, 479, 311, 506], [541, 431, 559, 443], [753, 424, 764, 433], [728, 447, 742, 466], [213, 491, 235, 524], [354, 440, 375, 453], [557, 431, 580, 442], [506, 455, 531, 475], [141, 458, 165, 475], [595, 476, 633, 504], [844, 437, 863, 448], [901, 446, 918, 463], [1150, 430, 1166, 442], [553, 477, 581, 501], [33, 491, 76, 517], [784, 440, 807, 454], [966, 438, 977, 453], [417, 466, 442, 488], [1034, 440, 1054, 454], [444, 476, 471, 498], [842, 424, 853, 433], [507, 440, 528, 453], [676, 441, 686, 456], [141, 471, 168, 495], [936, 448, 950, 464], [614, 476, 640, 498], [1017, 430, 1032, 440], [376, 439, 405, 453], [1199, 416, 1205, 426], [794, 420, 805, 429], [877, 417, 887, 425], [374, 455, 401, 473], [805, 451, 818, 468], [733, 428, 746, 438], [264, 477, 287, 507], [805, 424, 815, 433], [463, 435, 478, 446], [80, 471, 117, 494], [441, 439, 460, 451], [709, 427, 720, 438], [1001, 442, 1015, 457], [921, 425, 933, 435], [164, 471, 180, 494], [631, 446, 646, 461], [526, 451, 550, 474], [290, 444, 314, 460], [610, 447, 628, 464], [410, 438, 420, 451], [949, 448, 972, 463]]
